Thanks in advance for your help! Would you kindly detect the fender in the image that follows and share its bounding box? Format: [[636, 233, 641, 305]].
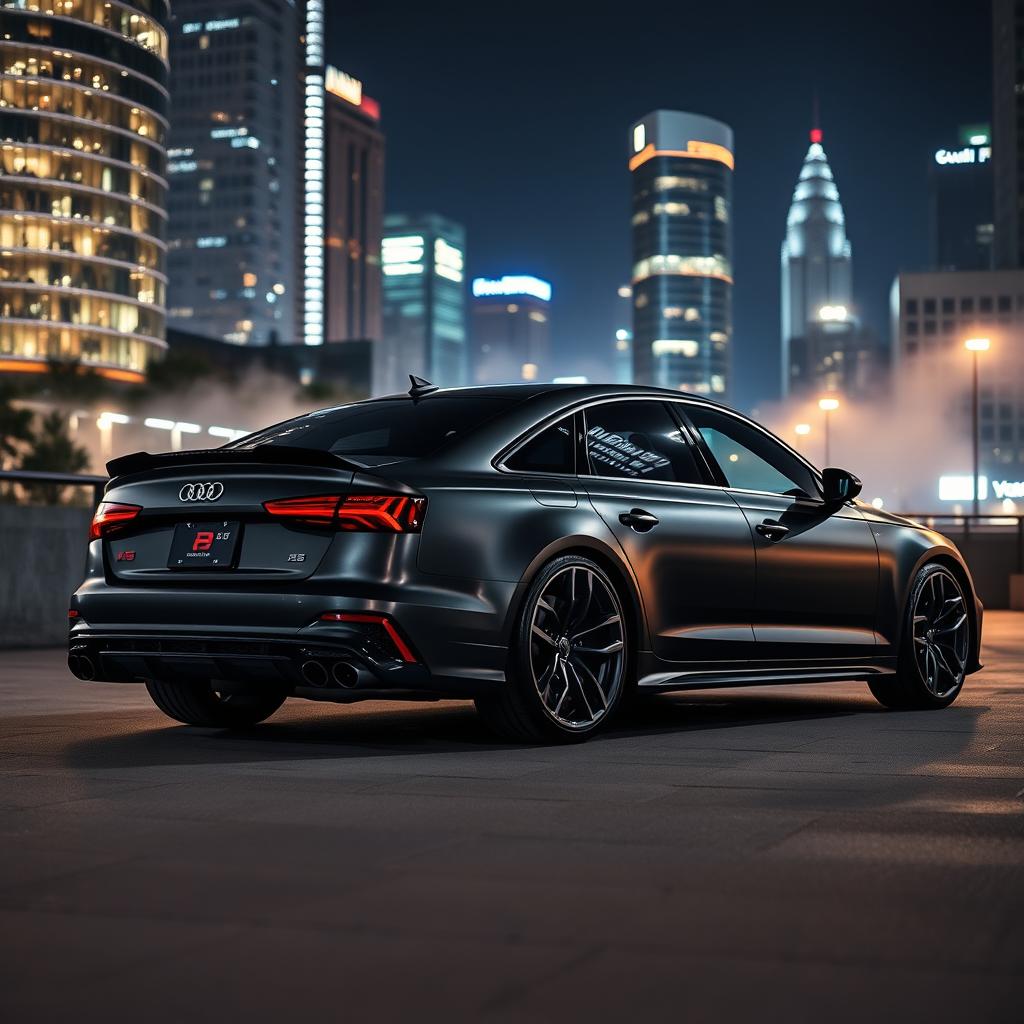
[[498, 532, 651, 653]]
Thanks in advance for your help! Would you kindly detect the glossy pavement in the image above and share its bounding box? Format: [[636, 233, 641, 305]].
[[2, 614, 1022, 1021]]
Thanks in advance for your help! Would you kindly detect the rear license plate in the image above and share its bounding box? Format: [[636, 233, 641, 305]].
[[167, 521, 241, 569]]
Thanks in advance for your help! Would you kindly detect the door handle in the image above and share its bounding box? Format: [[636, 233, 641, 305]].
[[619, 508, 660, 533], [755, 519, 790, 542]]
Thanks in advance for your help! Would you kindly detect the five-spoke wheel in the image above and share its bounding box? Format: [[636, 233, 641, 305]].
[[911, 566, 970, 699], [869, 562, 972, 710], [475, 555, 629, 741], [528, 563, 626, 731]]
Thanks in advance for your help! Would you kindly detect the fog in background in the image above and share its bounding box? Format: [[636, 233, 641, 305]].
[[751, 357, 983, 512], [55, 368, 326, 475]]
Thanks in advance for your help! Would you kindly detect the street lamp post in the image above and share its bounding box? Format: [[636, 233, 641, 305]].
[[818, 397, 840, 465], [965, 337, 991, 517]]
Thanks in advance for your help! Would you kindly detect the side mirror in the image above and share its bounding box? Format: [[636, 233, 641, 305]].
[[822, 467, 862, 505]]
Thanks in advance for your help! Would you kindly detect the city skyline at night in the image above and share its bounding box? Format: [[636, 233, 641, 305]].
[[323, 0, 991, 408]]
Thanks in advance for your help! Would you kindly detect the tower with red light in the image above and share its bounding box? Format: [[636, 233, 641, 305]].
[[780, 123, 855, 397]]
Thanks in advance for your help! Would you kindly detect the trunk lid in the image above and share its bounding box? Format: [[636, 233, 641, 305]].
[[101, 448, 359, 582]]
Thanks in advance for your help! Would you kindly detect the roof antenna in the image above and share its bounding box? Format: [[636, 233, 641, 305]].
[[810, 92, 822, 145], [408, 374, 439, 399]]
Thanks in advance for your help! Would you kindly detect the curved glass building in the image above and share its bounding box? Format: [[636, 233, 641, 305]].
[[629, 110, 733, 397], [780, 129, 853, 397], [0, 0, 169, 382]]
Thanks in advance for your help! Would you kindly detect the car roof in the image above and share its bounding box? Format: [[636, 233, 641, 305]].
[[361, 382, 730, 410]]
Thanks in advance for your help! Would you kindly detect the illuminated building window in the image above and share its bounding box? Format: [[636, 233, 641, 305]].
[[0, 2, 168, 58], [651, 339, 699, 357], [652, 201, 690, 216], [631, 210, 649, 226], [632, 253, 733, 283], [653, 175, 707, 193], [0, 65, 168, 146]]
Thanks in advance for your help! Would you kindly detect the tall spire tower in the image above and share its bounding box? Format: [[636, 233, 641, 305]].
[[780, 125, 853, 397]]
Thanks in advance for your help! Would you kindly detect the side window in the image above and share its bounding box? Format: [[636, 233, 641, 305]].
[[506, 417, 575, 474], [584, 401, 702, 483], [684, 407, 820, 498]]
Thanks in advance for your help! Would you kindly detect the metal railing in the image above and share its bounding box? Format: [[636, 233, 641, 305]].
[[0, 469, 107, 507], [902, 513, 1024, 575]]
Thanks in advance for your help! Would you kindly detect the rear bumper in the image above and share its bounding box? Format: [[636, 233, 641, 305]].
[[68, 622, 501, 701], [69, 575, 516, 699], [68, 624, 451, 700]]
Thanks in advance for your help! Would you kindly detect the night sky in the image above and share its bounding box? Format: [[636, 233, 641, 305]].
[[327, 1, 991, 410]]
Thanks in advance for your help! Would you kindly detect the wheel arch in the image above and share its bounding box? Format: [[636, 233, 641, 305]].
[[906, 549, 982, 674], [499, 536, 649, 661]]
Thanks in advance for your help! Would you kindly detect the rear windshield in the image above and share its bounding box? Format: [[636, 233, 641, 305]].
[[229, 396, 521, 462]]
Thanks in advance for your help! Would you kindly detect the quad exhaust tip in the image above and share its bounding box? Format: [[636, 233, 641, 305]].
[[331, 661, 359, 689], [300, 660, 329, 687], [68, 653, 96, 681]]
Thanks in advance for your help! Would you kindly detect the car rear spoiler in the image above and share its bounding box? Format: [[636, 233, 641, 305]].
[[107, 445, 361, 480]]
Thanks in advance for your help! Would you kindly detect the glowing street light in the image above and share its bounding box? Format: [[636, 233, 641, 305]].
[[794, 423, 811, 436], [964, 337, 991, 516], [817, 396, 840, 465], [96, 410, 130, 460]]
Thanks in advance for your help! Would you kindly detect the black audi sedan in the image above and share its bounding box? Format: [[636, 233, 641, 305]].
[[69, 381, 983, 742]]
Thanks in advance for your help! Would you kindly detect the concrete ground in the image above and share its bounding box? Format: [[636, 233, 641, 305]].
[[1, 615, 1022, 1022]]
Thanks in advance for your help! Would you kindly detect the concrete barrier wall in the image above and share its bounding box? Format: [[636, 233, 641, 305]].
[[0, 505, 91, 648]]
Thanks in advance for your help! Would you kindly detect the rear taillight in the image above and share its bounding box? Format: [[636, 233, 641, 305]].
[[89, 501, 141, 541], [263, 494, 425, 532]]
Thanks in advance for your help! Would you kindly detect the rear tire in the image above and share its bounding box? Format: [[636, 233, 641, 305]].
[[868, 562, 971, 711], [145, 679, 286, 727], [476, 555, 630, 743]]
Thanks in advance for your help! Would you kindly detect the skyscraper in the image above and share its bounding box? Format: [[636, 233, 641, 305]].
[[613, 284, 633, 384], [628, 110, 733, 396], [323, 65, 384, 345], [993, 0, 1024, 268], [929, 125, 994, 272], [780, 128, 854, 397], [0, 0, 170, 381], [165, 2, 301, 345], [471, 276, 552, 385], [377, 214, 467, 395]]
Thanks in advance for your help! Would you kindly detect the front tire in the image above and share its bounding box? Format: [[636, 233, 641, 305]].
[[476, 555, 629, 743], [145, 679, 286, 727], [868, 562, 971, 711]]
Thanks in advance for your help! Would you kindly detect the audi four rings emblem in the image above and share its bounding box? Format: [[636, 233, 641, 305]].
[[178, 481, 224, 502]]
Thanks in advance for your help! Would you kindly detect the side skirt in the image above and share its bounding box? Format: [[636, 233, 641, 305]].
[[637, 664, 896, 693]]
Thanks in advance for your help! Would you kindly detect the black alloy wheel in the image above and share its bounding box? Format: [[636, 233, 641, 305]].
[[869, 563, 971, 710], [476, 555, 629, 742]]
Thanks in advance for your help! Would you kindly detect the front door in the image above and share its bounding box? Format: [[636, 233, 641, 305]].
[[682, 405, 879, 662], [580, 399, 757, 665]]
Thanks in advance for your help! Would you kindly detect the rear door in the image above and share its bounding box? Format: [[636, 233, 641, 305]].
[[579, 399, 756, 664], [681, 404, 879, 661]]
